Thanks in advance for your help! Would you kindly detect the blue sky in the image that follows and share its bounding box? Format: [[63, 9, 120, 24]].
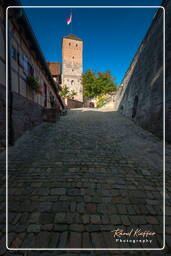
[[20, 0, 162, 84]]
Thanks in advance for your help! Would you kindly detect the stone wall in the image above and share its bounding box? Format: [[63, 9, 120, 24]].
[[11, 90, 44, 142], [114, 2, 171, 142], [63, 98, 83, 109]]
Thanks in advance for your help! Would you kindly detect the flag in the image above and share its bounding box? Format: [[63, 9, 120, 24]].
[[66, 12, 72, 25]]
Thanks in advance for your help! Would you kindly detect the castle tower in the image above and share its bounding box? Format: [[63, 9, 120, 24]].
[[62, 34, 83, 102]]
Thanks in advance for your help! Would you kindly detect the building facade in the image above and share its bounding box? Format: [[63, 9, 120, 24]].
[[62, 34, 83, 103], [0, 0, 63, 146]]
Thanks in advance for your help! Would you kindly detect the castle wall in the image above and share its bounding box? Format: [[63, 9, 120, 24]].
[[114, 2, 171, 142]]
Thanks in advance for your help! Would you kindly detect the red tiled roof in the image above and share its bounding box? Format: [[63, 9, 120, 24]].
[[47, 62, 61, 76], [63, 34, 82, 41]]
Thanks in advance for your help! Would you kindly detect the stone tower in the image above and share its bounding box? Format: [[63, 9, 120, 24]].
[[62, 34, 83, 102]]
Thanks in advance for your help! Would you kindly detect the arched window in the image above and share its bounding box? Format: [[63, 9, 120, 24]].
[[72, 56, 74, 59], [71, 80, 74, 85]]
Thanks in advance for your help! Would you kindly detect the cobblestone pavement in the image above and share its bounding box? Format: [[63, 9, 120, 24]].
[[0, 108, 171, 255]]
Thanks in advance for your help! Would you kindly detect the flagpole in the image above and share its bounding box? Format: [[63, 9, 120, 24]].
[[71, 9, 72, 34]]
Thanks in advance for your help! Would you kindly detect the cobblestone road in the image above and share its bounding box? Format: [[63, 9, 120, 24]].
[[0, 108, 171, 255]]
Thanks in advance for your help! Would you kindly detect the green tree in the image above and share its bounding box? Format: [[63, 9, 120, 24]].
[[59, 85, 70, 98], [69, 90, 77, 99], [82, 70, 117, 99]]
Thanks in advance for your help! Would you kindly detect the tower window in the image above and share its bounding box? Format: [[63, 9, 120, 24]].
[[69, 43, 71, 46], [72, 69, 74, 72], [71, 80, 74, 85], [72, 56, 74, 59], [76, 44, 78, 47]]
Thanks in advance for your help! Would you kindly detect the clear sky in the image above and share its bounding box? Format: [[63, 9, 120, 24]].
[[20, 0, 162, 84]]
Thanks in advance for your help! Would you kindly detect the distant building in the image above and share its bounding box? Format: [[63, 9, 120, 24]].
[[47, 62, 61, 86], [0, 0, 64, 146], [47, 34, 84, 108], [62, 34, 83, 107]]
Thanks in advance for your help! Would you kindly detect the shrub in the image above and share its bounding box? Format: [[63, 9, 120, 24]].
[[26, 76, 41, 94]]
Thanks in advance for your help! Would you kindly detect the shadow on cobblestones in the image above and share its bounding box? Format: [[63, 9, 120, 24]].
[[0, 109, 171, 254]]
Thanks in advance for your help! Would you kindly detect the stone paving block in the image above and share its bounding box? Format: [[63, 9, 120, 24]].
[[77, 202, 85, 213], [129, 216, 147, 225], [67, 188, 81, 196], [54, 213, 66, 223], [91, 232, 105, 248], [86, 203, 96, 214], [101, 215, 110, 224], [8, 232, 16, 247], [9, 224, 26, 233], [38, 188, 49, 196], [41, 224, 53, 231], [58, 231, 68, 248], [40, 213, 54, 224], [69, 232, 82, 248], [39, 202, 52, 212], [11, 233, 26, 248], [102, 231, 115, 248], [82, 214, 90, 224], [48, 232, 60, 248], [35, 231, 50, 248], [21, 233, 36, 248], [51, 188, 66, 195], [53, 224, 68, 232], [146, 216, 159, 225], [12, 213, 21, 225], [90, 215, 101, 224], [27, 224, 41, 233], [70, 202, 76, 212], [110, 215, 121, 225], [29, 212, 40, 223], [69, 224, 85, 232], [86, 224, 101, 232], [120, 215, 131, 226], [82, 232, 92, 248]]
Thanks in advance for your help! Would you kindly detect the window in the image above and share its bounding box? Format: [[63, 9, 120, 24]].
[[76, 44, 78, 47], [23, 55, 28, 73], [71, 80, 74, 85], [18, 52, 28, 71], [11, 46, 17, 60], [28, 62, 34, 76], [69, 43, 71, 46], [18, 52, 23, 67], [72, 56, 74, 59], [72, 69, 74, 72]]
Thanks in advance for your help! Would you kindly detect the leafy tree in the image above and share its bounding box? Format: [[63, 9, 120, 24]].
[[82, 70, 97, 98], [82, 70, 117, 99], [69, 90, 77, 99], [59, 85, 70, 98], [96, 94, 108, 108]]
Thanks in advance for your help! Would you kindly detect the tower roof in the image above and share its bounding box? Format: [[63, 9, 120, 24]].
[[63, 34, 82, 41]]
